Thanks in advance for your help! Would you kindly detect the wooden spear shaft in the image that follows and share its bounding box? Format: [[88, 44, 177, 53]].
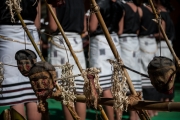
[[16, 10, 79, 120], [16, 12, 45, 62], [75, 95, 180, 112], [45, 2, 83, 71], [45, 1, 108, 120], [89, 0, 150, 120], [90, 0, 136, 96], [15, 11, 50, 120], [148, 0, 180, 67]]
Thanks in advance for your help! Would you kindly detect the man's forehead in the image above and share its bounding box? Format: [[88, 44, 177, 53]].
[[18, 59, 32, 63], [29, 71, 49, 79]]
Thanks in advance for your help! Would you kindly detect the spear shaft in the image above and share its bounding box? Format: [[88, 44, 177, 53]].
[[89, 0, 150, 119], [44, 1, 108, 120]]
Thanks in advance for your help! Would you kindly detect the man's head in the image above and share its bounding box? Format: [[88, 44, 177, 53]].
[[28, 61, 56, 99], [15, 49, 37, 76], [148, 56, 176, 94]]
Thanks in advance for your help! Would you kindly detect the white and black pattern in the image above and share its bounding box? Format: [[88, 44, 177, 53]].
[[89, 34, 121, 90], [119, 34, 142, 92], [0, 24, 40, 106], [155, 40, 173, 60], [139, 36, 157, 88], [48, 32, 86, 93]]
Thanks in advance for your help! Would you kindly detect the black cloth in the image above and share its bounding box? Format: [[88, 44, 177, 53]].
[[139, 5, 158, 36], [123, 3, 140, 34], [91, 0, 124, 36], [122, 3, 140, 34], [160, 12, 175, 41], [0, 0, 38, 23], [143, 88, 162, 101], [56, 0, 85, 34]]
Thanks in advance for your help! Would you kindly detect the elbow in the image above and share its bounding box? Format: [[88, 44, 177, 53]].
[[48, 25, 57, 33], [89, 27, 97, 33]]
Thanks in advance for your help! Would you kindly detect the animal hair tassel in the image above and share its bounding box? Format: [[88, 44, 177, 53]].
[[108, 59, 129, 119], [5, 0, 22, 22], [60, 63, 80, 119], [82, 67, 102, 109]]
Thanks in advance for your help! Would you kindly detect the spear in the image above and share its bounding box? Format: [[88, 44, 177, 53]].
[[13, 1, 81, 119], [11, 1, 52, 120], [89, 0, 150, 120], [75, 94, 180, 112], [44, 0, 109, 120], [148, 0, 180, 68]]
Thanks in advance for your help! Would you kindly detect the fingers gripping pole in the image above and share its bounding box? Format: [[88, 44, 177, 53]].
[[44, 1, 109, 120]]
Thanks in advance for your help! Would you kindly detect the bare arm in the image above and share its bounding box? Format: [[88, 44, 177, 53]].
[[137, 7, 143, 35], [83, 15, 87, 33], [89, 13, 98, 33], [138, 7, 143, 18], [48, 5, 58, 32], [153, 19, 166, 40], [118, 11, 125, 35], [34, 0, 41, 30]]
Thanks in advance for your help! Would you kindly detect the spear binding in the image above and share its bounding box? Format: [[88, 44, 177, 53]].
[[148, 0, 180, 69], [44, 1, 109, 119], [12, 1, 80, 119], [89, 0, 150, 119]]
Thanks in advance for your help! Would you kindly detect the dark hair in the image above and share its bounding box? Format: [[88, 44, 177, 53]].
[[15, 49, 37, 61], [29, 61, 55, 76], [160, 0, 174, 12]]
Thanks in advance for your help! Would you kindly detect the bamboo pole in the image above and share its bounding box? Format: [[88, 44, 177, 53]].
[[148, 0, 180, 68], [14, 10, 50, 120], [45, 1, 83, 71], [90, 0, 136, 96], [89, 0, 150, 120], [15, 12, 45, 62], [14, 3, 80, 120], [75, 95, 180, 112], [44, 1, 108, 120], [16, 11, 78, 120]]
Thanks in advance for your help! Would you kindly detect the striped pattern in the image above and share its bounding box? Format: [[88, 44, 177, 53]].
[[119, 34, 142, 92], [139, 36, 157, 88], [99, 74, 112, 90], [89, 34, 121, 90], [155, 40, 173, 60], [141, 76, 153, 88], [0, 24, 40, 106], [48, 32, 86, 93]]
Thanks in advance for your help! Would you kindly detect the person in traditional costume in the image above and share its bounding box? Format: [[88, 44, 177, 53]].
[[89, 0, 123, 119], [138, 0, 161, 117], [0, 0, 41, 119], [153, 0, 175, 102], [118, 0, 142, 119], [47, 0, 87, 119]]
